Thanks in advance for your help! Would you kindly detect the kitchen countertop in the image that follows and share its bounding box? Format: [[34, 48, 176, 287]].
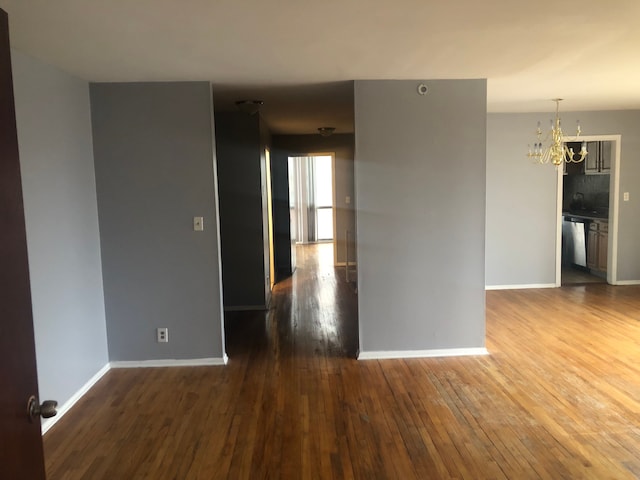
[[563, 211, 609, 221]]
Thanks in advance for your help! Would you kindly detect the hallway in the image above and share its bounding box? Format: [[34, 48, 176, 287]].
[[225, 242, 359, 360]]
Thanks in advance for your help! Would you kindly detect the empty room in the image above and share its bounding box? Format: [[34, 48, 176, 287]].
[[2, 1, 640, 478]]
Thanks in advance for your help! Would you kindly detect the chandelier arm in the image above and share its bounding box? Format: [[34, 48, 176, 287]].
[[540, 148, 551, 164], [526, 99, 588, 166], [563, 145, 575, 164]]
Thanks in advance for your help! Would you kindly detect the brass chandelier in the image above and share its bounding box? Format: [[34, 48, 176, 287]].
[[527, 98, 588, 166]]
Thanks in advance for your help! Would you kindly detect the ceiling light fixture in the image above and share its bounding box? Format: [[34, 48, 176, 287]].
[[318, 127, 335, 137], [235, 100, 264, 116], [527, 99, 587, 167]]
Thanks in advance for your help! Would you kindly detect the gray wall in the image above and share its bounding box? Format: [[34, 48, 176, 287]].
[[214, 111, 270, 309], [90, 82, 225, 361], [486, 110, 640, 286], [354, 80, 487, 353], [272, 134, 356, 275], [270, 142, 295, 278], [12, 50, 109, 405]]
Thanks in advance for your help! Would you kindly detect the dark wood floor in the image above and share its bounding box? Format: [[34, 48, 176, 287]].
[[225, 243, 359, 361], [43, 244, 640, 479]]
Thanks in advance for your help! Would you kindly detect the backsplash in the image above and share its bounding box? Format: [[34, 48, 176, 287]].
[[563, 174, 610, 211]]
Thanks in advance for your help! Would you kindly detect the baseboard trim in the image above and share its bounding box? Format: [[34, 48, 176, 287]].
[[358, 347, 489, 360], [41, 362, 111, 435], [110, 356, 228, 368], [613, 280, 640, 285], [485, 283, 556, 290]]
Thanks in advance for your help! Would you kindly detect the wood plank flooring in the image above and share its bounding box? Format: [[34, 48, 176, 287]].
[[43, 244, 640, 479]]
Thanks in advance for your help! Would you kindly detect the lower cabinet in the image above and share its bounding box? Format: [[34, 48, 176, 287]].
[[587, 229, 598, 269], [598, 228, 608, 272], [588, 221, 608, 273]]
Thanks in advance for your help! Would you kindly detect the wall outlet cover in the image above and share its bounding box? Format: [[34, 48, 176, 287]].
[[157, 327, 169, 343]]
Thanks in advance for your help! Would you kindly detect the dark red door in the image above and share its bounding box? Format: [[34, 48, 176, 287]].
[[0, 8, 47, 479]]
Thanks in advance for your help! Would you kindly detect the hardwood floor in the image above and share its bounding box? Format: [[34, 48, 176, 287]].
[[561, 265, 606, 285], [44, 245, 640, 479]]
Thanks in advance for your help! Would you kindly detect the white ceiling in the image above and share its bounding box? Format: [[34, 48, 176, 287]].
[[2, 0, 640, 134]]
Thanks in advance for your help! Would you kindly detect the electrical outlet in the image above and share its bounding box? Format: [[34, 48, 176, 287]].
[[623, 192, 630, 202], [193, 216, 204, 231], [157, 327, 168, 343]]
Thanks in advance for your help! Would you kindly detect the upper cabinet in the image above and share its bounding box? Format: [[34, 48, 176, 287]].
[[564, 141, 612, 175], [585, 141, 612, 175]]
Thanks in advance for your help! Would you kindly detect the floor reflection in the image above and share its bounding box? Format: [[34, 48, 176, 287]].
[[225, 243, 359, 360]]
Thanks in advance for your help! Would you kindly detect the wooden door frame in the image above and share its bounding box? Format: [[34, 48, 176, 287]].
[[265, 147, 275, 290]]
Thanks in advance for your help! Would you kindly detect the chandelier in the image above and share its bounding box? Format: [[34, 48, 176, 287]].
[[527, 98, 588, 166]]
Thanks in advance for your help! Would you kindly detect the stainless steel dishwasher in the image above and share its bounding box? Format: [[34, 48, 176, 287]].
[[562, 216, 589, 268]]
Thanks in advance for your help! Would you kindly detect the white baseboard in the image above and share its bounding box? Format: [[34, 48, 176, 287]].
[[485, 283, 556, 290], [41, 362, 111, 435], [613, 280, 640, 285], [110, 356, 228, 368], [358, 347, 489, 360]]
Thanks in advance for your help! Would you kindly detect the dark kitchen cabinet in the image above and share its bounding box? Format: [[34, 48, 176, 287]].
[[585, 141, 612, 175], [600, 141, 612, 172]]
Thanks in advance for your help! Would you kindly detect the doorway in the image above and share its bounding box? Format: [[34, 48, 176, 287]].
[[225, 148, 359, 359], [556, 135, 621, 286], [288, 153, 336, 266]]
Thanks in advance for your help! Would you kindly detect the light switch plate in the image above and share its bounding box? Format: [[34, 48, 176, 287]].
[[623, 192, 630, 202], [193, 216, 204, 231]]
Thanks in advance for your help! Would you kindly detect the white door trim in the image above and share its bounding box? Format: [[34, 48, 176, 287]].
[[556, 134, 621, 286]]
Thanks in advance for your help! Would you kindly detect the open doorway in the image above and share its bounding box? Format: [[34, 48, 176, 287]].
[[288, 153, 336, 267], [557, 135, 621, 286]]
